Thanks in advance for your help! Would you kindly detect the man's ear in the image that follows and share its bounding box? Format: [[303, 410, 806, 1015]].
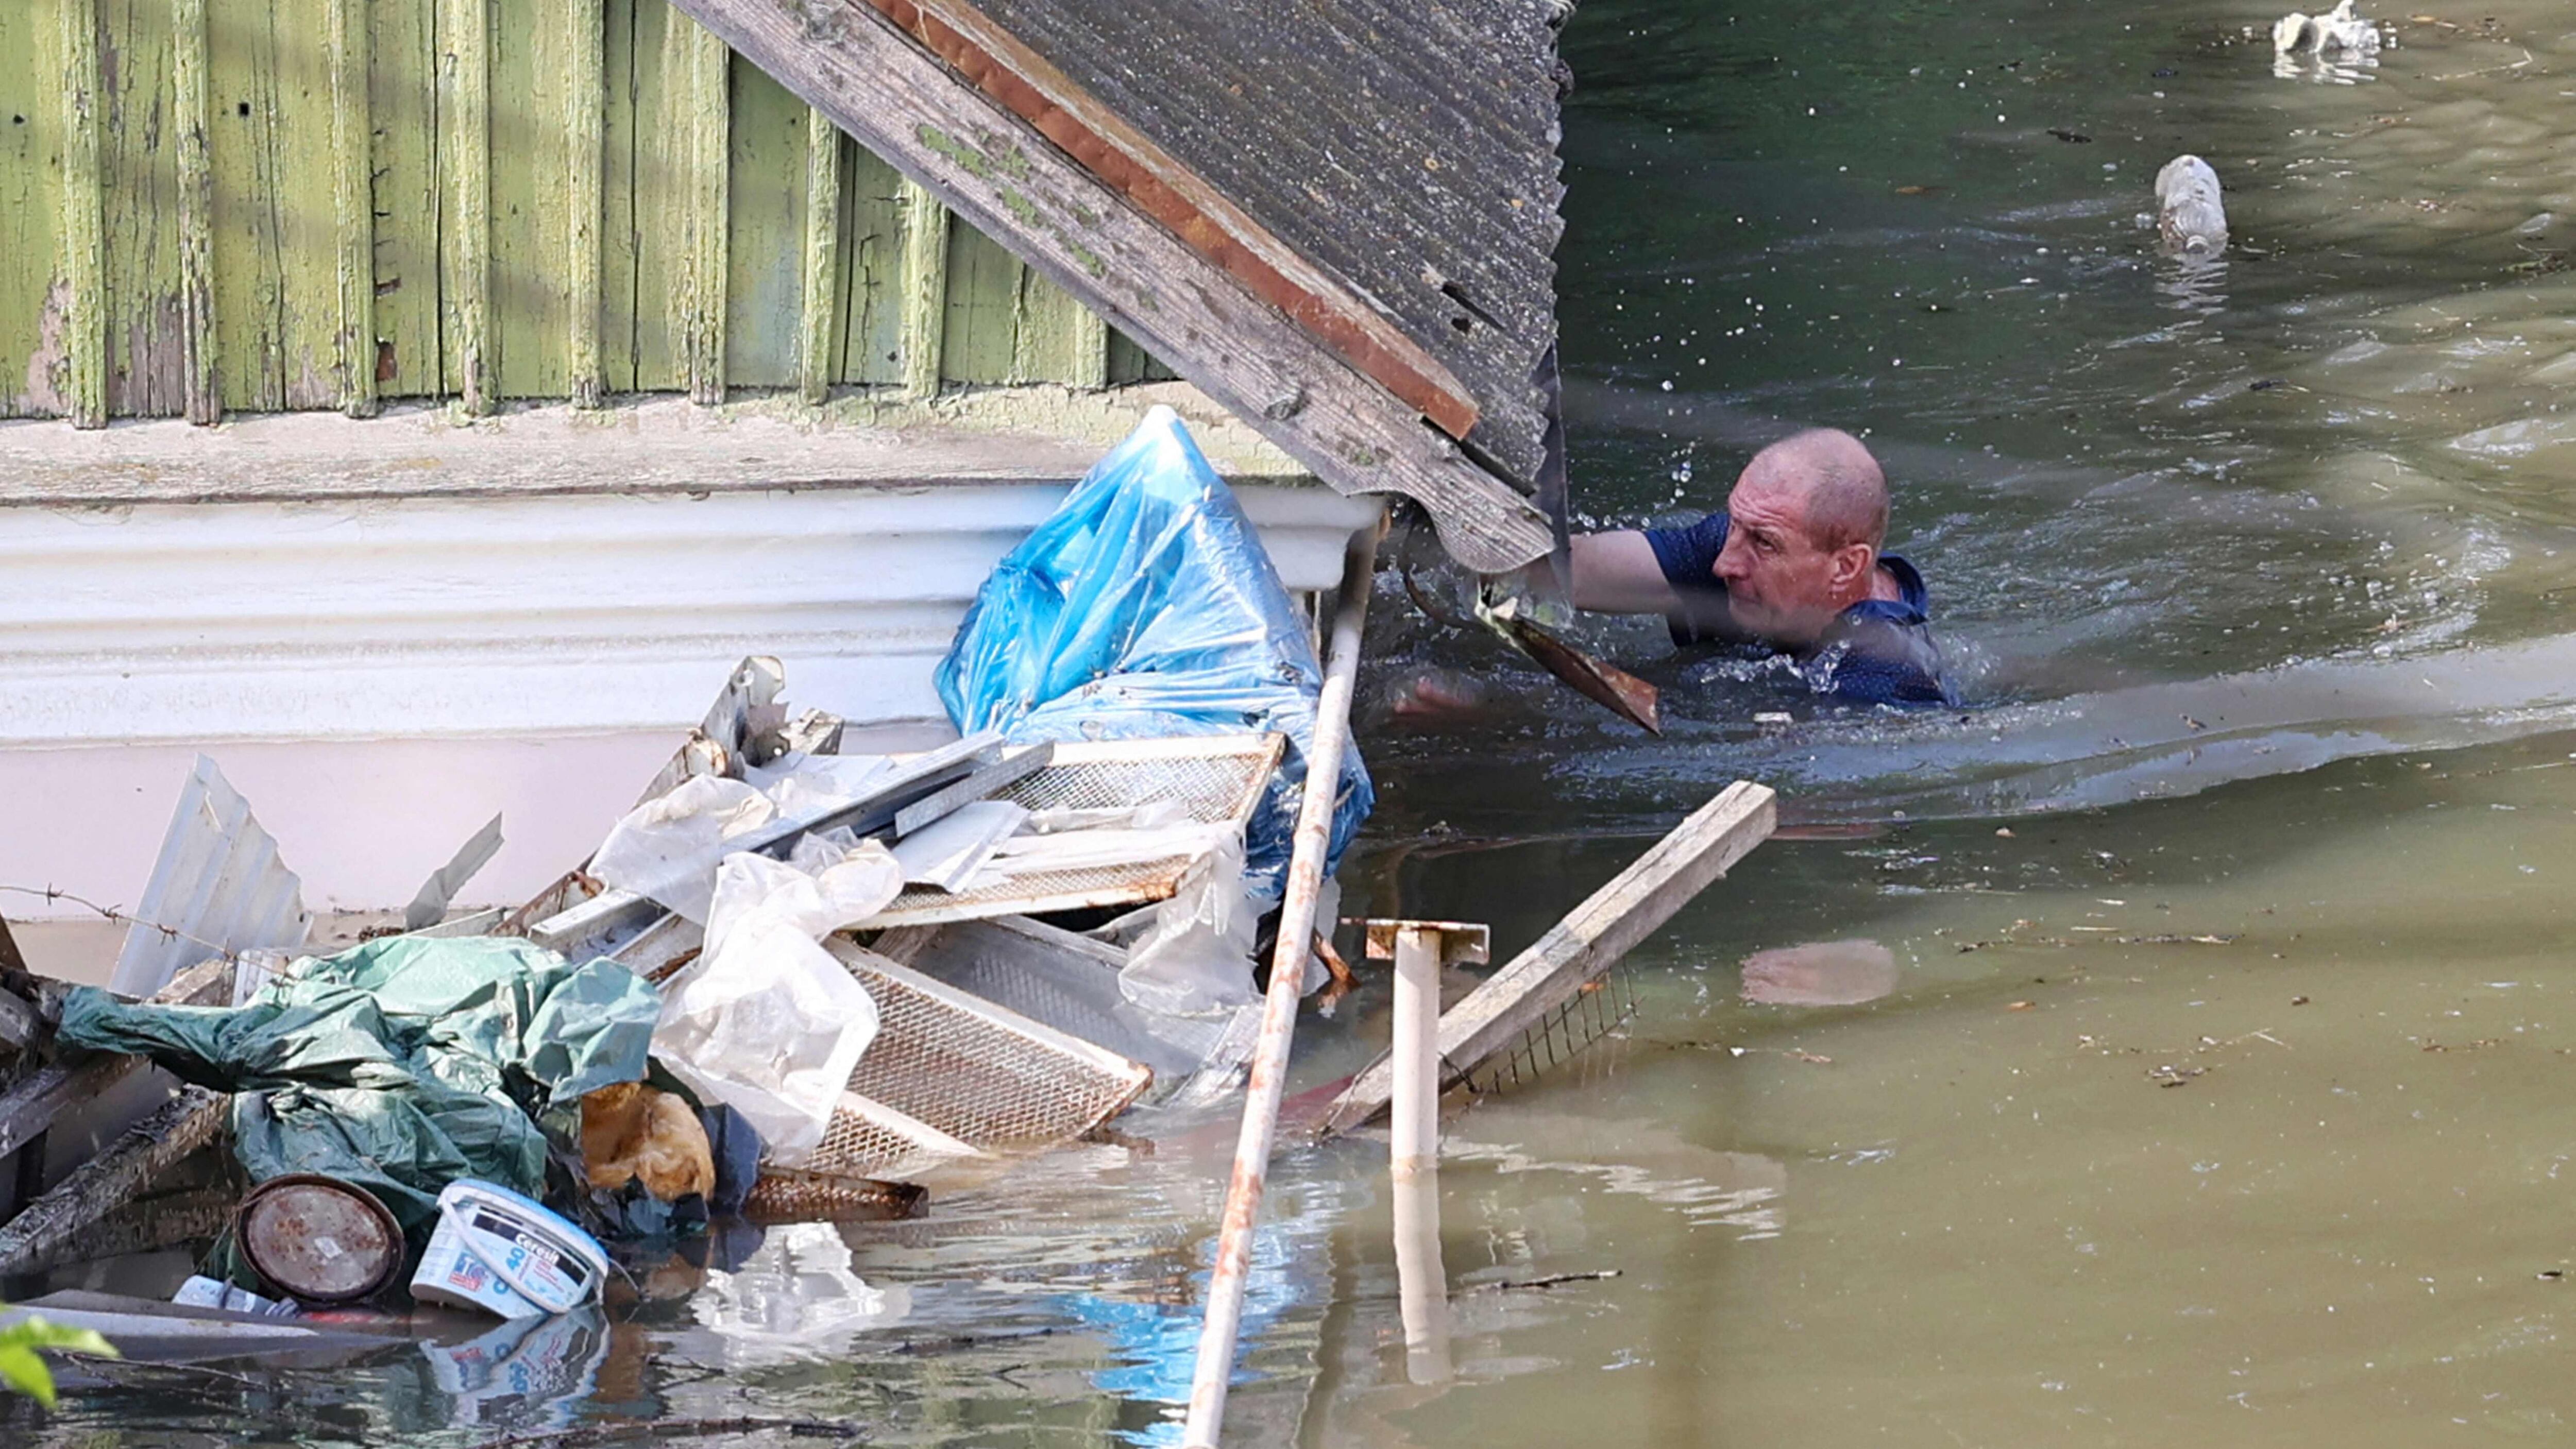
[[1828, 542, 1876, 591]]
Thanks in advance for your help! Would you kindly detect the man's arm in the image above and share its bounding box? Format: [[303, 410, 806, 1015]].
[[1567, 531, 1684, 615]]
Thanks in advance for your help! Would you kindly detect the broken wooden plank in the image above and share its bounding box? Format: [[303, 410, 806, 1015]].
[[0, 958, 233, 1167], [1317, 781, 1777, 1137], [0, 1085, 227, 1274], [670, 0, 1550, 573], [31, 1185, 236, 1270]]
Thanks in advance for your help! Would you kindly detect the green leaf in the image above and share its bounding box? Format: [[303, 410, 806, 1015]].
[[0, 1308, 121, 1410], [0, 1343, 54, 1410]]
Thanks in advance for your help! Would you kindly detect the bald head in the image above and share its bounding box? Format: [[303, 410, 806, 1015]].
[[1743, 429, 1888, 553]]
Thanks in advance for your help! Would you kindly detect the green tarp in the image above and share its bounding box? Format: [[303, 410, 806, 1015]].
[[58, 936, 659, 1237]]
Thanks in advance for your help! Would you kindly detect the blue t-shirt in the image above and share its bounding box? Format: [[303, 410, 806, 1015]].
[[1642, 511, 1957, 707]]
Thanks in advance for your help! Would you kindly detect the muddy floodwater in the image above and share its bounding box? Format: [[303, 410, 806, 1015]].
[[20, 0, 2576, 1444]]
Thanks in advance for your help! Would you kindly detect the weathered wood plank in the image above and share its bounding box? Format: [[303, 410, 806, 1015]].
[[0, 0, 67, 418], [939, 224, 1018, 386], [173, 0, 218, 423], [664, 0, 1551, 571], [328, 0, 376, 416], [58, 0, 107, 428], [0, 958, 232, 1167], [489, 0, 579, 399], [677, 11, 727, 404], [437, 0, 494, 411], [1066, 295, 1108, 391], [1317, 782, 1778, 1137], [0, 1085, 225, 1274], [567, 0, 607, 407], [99, 0, 183, 418], [871, 0, 1480, 442], [29, 1186, 237, 1269], [722, 59, 802, 390], [271, 0, 343, 410], [366, 0, 438, 399], [796, 105, 841, 403], [896, 174, 947, 398], [835, 145, 904, 387], [600, 0, 647, 391]]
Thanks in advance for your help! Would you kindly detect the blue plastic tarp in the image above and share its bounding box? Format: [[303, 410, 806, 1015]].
[[935, 406, 1371, 892]]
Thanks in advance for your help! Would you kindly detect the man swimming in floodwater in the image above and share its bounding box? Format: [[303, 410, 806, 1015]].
[[1565, 427, 1957, 707]]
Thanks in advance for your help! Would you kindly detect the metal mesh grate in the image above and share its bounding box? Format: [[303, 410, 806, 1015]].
[[801, 941, 1154, 1178], [1459, 958, 1641, 1097], [855, 735, 1283, 929]]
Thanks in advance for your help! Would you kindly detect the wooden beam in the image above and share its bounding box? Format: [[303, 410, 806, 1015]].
[[57, 0, 107, 429], [679, 15, 730, 405], [663, 0, 1551, 573], [0, 1086, 225, 1274], [866, 0, 1479, 442], [0, 958, 232, 1167], [439, 0, 494, 412], [896, 176, 947, 399], [567, 0, 607, 408], [172, 0, 219, 425], [1317, 782, 1777, 1137], [798, 106, 843, 404], [28, 1185, 236, 1270], [328, 0, 377, 418]]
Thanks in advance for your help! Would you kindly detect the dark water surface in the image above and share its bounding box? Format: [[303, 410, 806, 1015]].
[[20, 1, 2576, 1444]]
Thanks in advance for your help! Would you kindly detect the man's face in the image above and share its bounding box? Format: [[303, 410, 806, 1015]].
[[1713, 467, 1847, 643]]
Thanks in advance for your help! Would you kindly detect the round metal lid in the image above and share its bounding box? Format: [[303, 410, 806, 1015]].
[[235, 1174, 403, 1305]]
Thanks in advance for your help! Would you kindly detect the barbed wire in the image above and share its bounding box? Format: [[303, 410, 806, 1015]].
[[0, 884, 239, 963]]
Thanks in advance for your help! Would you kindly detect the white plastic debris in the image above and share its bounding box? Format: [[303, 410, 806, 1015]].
[[744, 752, 895, 820], [1094, 829, 1263, 1016], [678, 1222, 908, 1369], [652, 839, 904, 1163], [2155, 155, 2228, 259], [589, 776, 779, 923]]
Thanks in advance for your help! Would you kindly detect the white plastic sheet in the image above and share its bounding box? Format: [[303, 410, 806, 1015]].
[[1095, 829, 1263, 1016], [589, 776, 779, 924], [744, 753, 895, 820], [652, 840, 904, 1163]]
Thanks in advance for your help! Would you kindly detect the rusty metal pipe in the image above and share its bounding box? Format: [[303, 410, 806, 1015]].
[[1180, 517, 1379, 1447]]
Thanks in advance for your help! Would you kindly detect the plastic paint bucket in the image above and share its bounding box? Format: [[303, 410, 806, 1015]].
[[410, 1179, 608, 1320]]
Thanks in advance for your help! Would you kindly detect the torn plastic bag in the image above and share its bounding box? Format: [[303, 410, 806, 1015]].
[[1091, 828, 1261, 1016], [744, 753, 895, 820], [589, 776, 779, 923], [934, 405, 1372, 893], [55, 936, 660, 1239], [652, 842, 903, 1164]]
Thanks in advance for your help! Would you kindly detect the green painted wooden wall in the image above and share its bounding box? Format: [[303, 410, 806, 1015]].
[[0, 0, 1169, 423]]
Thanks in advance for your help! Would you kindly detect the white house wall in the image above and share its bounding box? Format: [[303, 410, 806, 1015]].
[[0, 482, 1380, 925]]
